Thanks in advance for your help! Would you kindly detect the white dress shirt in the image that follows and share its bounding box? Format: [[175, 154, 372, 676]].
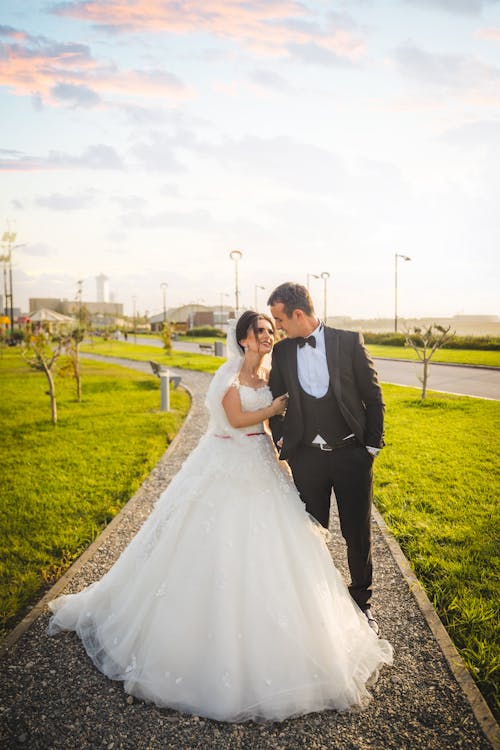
[[297, 322, 329, 398]]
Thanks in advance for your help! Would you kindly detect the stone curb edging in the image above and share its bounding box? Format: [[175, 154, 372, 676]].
[[0, 383, 194, 661], [372, 504, 500, 750]]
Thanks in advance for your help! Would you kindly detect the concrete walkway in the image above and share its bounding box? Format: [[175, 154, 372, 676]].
[[0, 357, 498, 750]]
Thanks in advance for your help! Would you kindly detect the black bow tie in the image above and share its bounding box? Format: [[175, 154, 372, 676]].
[[297, 335, 316, 349]]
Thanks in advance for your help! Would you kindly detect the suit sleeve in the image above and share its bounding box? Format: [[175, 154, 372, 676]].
[[352, 333, 385, 448], [268, 346, 286, 446]]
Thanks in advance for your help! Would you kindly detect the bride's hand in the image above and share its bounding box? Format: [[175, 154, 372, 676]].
[[269, 393, 288, 417]]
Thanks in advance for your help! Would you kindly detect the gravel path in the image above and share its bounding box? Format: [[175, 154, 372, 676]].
[[0, 356, 497, 750]]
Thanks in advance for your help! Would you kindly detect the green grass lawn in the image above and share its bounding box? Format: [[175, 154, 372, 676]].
[[376, 384, 499, 718], [367, 344, 500, 368], [0, 350, 190, 635], [1, 347, 498, 719], [84, 337, 500, 368], [81, 339, 222, 373]]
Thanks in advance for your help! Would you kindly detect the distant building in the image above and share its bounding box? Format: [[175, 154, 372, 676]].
[[96, 274, 109, 303], [149, 304, 234, 332], [29, 297, 124, 328]]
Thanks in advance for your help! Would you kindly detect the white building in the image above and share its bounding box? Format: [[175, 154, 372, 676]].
[[96, 274, 109, 303]]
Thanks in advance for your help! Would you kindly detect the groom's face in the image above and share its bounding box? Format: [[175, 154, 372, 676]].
[[270, 303, 302, 339]]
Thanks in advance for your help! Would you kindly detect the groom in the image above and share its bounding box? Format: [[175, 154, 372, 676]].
[[267, 282, 384, 634]]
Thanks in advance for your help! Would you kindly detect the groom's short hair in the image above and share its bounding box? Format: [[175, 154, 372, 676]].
[[267, 282, 315, 318]]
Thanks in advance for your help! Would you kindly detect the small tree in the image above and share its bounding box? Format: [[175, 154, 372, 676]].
[[161, 321, 172, 354], [59, 327, 85, 402], [405, 324, 455, 399], [22, 331, 65, 424]]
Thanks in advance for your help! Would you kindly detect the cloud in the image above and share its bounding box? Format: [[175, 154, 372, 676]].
[[0, 25, 192, 106], [111, 194, 148, 210], [393, 42, 500, 100], [249, 69, 292, 92], [17, 243, 55, 258], [51, 0, 366, 62], [120, 208, 214, 230], [441, 120, 500, 144], [403, 0, 495, 14], [0, 144, 124, 171], [211, 135, 346, 194], [36, 190, 99, 210], [476, 27, 500, 40], [51, 82, 101, 107], [130, 131, 190, 173]]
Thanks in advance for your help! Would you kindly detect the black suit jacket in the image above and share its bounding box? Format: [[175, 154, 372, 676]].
[[268, 327, 385, 461]]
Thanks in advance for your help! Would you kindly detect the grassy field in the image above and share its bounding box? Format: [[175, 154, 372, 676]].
[[1, 347, 498, 718], [375, 384, 499, 718], [81, 339, 221, 373], [137, 333, 500, 367], [0, 350, 190, 635], [367, 344, 500, 368]]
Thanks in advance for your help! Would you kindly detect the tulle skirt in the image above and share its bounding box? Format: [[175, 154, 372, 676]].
[[48, 432, 393, 722]]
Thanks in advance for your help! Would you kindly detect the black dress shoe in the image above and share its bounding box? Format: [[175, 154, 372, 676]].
[[362, 607, 380, 636]]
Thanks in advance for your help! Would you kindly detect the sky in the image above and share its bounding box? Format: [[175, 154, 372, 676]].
[[1, 0, 499, 320]]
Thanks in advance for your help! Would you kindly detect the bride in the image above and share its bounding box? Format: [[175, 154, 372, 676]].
[[48, 310, 393, 723]]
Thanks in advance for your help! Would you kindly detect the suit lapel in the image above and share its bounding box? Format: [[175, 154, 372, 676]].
[[286, 340, 301, 401]]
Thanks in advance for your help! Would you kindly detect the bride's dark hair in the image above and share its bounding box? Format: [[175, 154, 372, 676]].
[[235, 310, 276, 354]]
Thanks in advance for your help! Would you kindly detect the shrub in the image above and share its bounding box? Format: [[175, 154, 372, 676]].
[[361, 332, 500, 351], [187, 326, 225, 338], [362, 332, 406, 346]]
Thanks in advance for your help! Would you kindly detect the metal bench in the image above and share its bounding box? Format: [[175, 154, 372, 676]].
[[149, 360, 181, 389], [198, 343, 214, 353]]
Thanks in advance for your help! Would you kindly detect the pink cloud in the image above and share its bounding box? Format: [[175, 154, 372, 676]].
[[0, 26, 193, 104], [52, 0, 366, 61], [476, 27, 500, 40]]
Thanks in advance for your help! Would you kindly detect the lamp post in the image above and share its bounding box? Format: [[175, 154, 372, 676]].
[[306, 273, 319, 290], [76, 279, 83, 326], [132, 296, 137, 344], [320, 272, 330, 323], [254, 284, 265, 311], [0, 232, 25, 336], [160, 282, 168, 329], [394, 253, 411, 332], [229, 249, 243, 315]]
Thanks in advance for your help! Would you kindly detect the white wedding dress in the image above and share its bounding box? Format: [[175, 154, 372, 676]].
[[48, 358, 393, 722]]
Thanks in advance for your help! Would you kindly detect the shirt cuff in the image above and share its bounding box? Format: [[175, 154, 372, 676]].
[[366, 446, 381, 457]]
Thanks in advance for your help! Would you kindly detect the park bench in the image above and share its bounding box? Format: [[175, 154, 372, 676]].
[[149, 360, 181, 389], [198, 343, 214, 354]]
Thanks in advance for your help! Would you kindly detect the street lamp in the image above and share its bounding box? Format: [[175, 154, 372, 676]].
[[320, 272, 330, 323], [307, 273, 319, 290], [0, 232, 25, 336], [160, 282, 168, 328], [132, 295, 137, 344], [394, 253, 411, 332], [254, 284, 265, 311], [229, 249, 243, 315], [76, 279, 84, 326]]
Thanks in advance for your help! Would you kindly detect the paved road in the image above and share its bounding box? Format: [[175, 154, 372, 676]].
[[123, 337, 500, 400], [374, 358, 500, 400]]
